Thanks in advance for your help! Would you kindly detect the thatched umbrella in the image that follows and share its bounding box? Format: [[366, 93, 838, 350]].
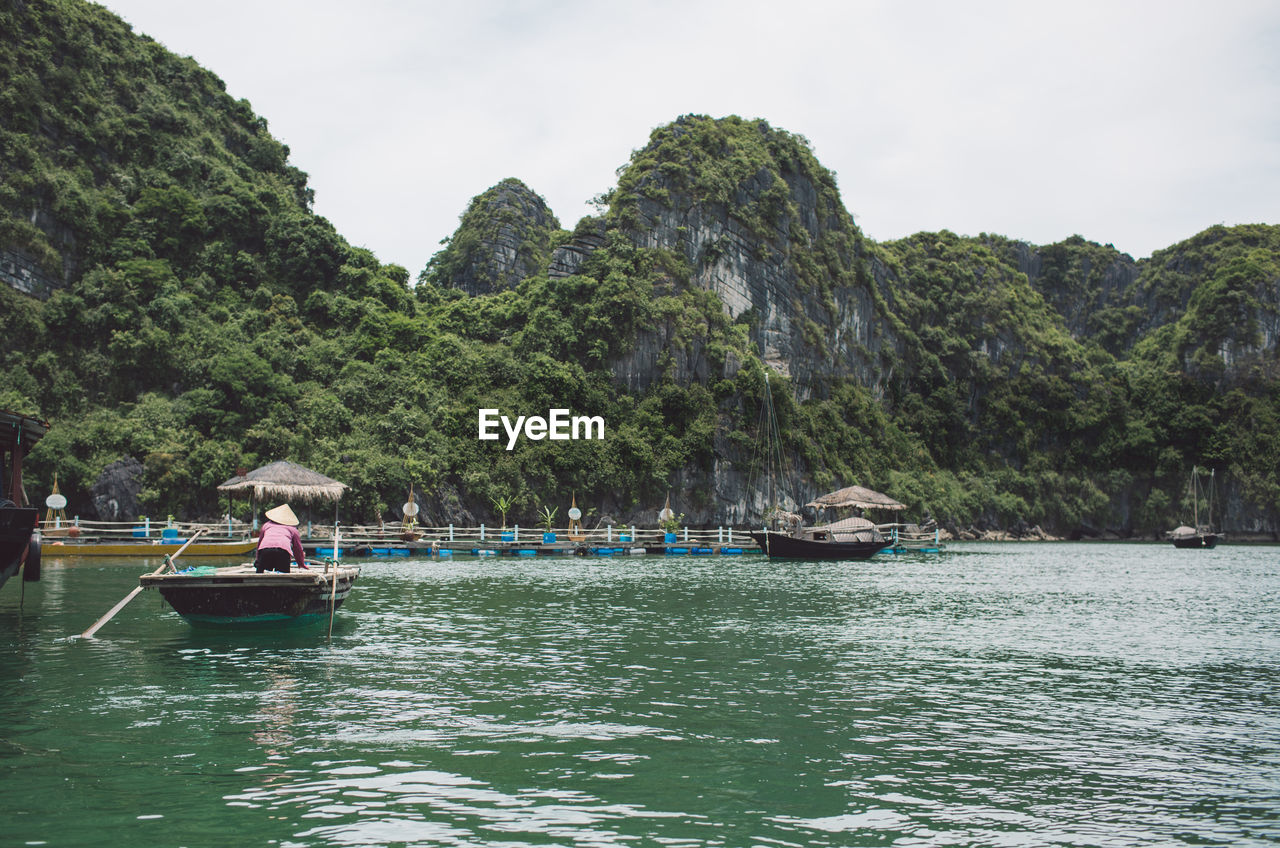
[[805, 485, 905, 512], [217, 460, 348, 525]]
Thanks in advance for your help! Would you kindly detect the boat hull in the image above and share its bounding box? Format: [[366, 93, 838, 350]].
[[0, 507, 38, 590], [140, 565, 359, 627], [1171, 533, 1219, 549], [750, 531, 889, 560], [46, 539, 258, 557]]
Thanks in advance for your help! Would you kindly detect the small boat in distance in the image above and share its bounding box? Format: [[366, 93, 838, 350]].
[[1169, 467, 1222, 549]]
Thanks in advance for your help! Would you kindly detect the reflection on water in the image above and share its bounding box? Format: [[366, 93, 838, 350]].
[[253, 671, 299, 756], [1, 544, 1278, 846]]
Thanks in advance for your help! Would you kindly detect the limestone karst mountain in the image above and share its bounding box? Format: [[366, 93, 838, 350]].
[[4, 2, 1280, 535]]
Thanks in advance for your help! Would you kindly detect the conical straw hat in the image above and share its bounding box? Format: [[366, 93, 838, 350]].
[[265, 503, 299, 526]]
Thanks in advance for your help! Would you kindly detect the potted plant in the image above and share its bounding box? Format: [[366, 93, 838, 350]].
[[660, 511, 685, 544], [539, 505, 558, 544], [491, 494, 515, 542]]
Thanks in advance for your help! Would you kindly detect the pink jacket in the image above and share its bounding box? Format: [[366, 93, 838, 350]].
[[257, 520, 306, 567]]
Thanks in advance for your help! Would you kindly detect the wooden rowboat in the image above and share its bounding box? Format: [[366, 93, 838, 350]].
[[139, 562, 360, 627]]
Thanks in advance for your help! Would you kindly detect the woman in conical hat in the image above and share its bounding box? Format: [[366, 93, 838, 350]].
[[256, 503, 308, 573]]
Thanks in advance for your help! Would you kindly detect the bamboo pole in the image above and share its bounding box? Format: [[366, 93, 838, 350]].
[[79, 529, 206, 638]]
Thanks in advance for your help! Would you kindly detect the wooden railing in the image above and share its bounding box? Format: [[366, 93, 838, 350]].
[[37, 516, 949, 556], [39, 517, 252, 540], [38, 518, 946, 545], [36, 517, 761, 548], [882, 523, 943, 551], [317, 522, 759, 548]]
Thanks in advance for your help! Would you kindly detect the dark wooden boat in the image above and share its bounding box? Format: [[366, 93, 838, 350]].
[[140, 562, 360, 627], [1170, 529, 1219, 549], [0, 505, 40, 589], [750, 528, 890, 560], [751, 515, 892, 560], [0, 410, 48, 592]]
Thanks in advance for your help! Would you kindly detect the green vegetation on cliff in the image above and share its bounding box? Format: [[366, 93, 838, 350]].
[[2, 1, 1279, 536], [874, 225, 1280, 533]]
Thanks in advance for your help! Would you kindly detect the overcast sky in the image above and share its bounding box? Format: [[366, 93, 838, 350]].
[[100, 0, 1279, 276]]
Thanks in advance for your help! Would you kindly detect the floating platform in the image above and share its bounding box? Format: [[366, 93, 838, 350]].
[[304, 541, 760, 558], [879, 544, 945, 554]]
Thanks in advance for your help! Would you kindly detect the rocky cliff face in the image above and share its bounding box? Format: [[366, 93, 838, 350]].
[[1010, 226, 1280, 378], [605, 116, 895, 402], [89, 456, 144, 521], [427, 118, 1280, 534], [426, 178, 561, 295], [1003, 237, 1140, 345], [0, 248, 59, 299], [454, 119, 897, 403], [620, 194, 891, 401], [1143, 226, 1280, 384], [549, 218, 607, 279]]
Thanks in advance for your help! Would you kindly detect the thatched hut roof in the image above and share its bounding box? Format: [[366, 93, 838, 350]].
[[805, 485, 905, 511], [216, 460, 348, 504]]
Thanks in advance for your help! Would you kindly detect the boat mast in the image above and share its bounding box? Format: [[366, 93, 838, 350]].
[[1205, 468, 1216, 532], [758, 366, 787, 528], [1192, 467, 1200, 530]]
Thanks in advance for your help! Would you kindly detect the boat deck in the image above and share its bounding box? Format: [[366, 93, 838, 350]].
[[139, 562, 359, 588]]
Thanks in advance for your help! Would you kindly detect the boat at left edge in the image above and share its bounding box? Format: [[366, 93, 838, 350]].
[[139, 561, 360, 628], [0, 410, 48, 593]]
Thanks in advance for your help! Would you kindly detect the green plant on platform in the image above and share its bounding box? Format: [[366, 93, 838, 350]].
[[659, 512, 684, 534], [490, 495, 514, 529], [538, 505, 558, 533]]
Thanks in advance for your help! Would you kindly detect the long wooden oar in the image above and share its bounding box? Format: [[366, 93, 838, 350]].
[[80, 529, 207, 638], [327, 524, 341, 641]]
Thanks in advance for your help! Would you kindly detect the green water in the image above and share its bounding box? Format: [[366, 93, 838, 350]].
[[2, 543, 1278, 847]]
